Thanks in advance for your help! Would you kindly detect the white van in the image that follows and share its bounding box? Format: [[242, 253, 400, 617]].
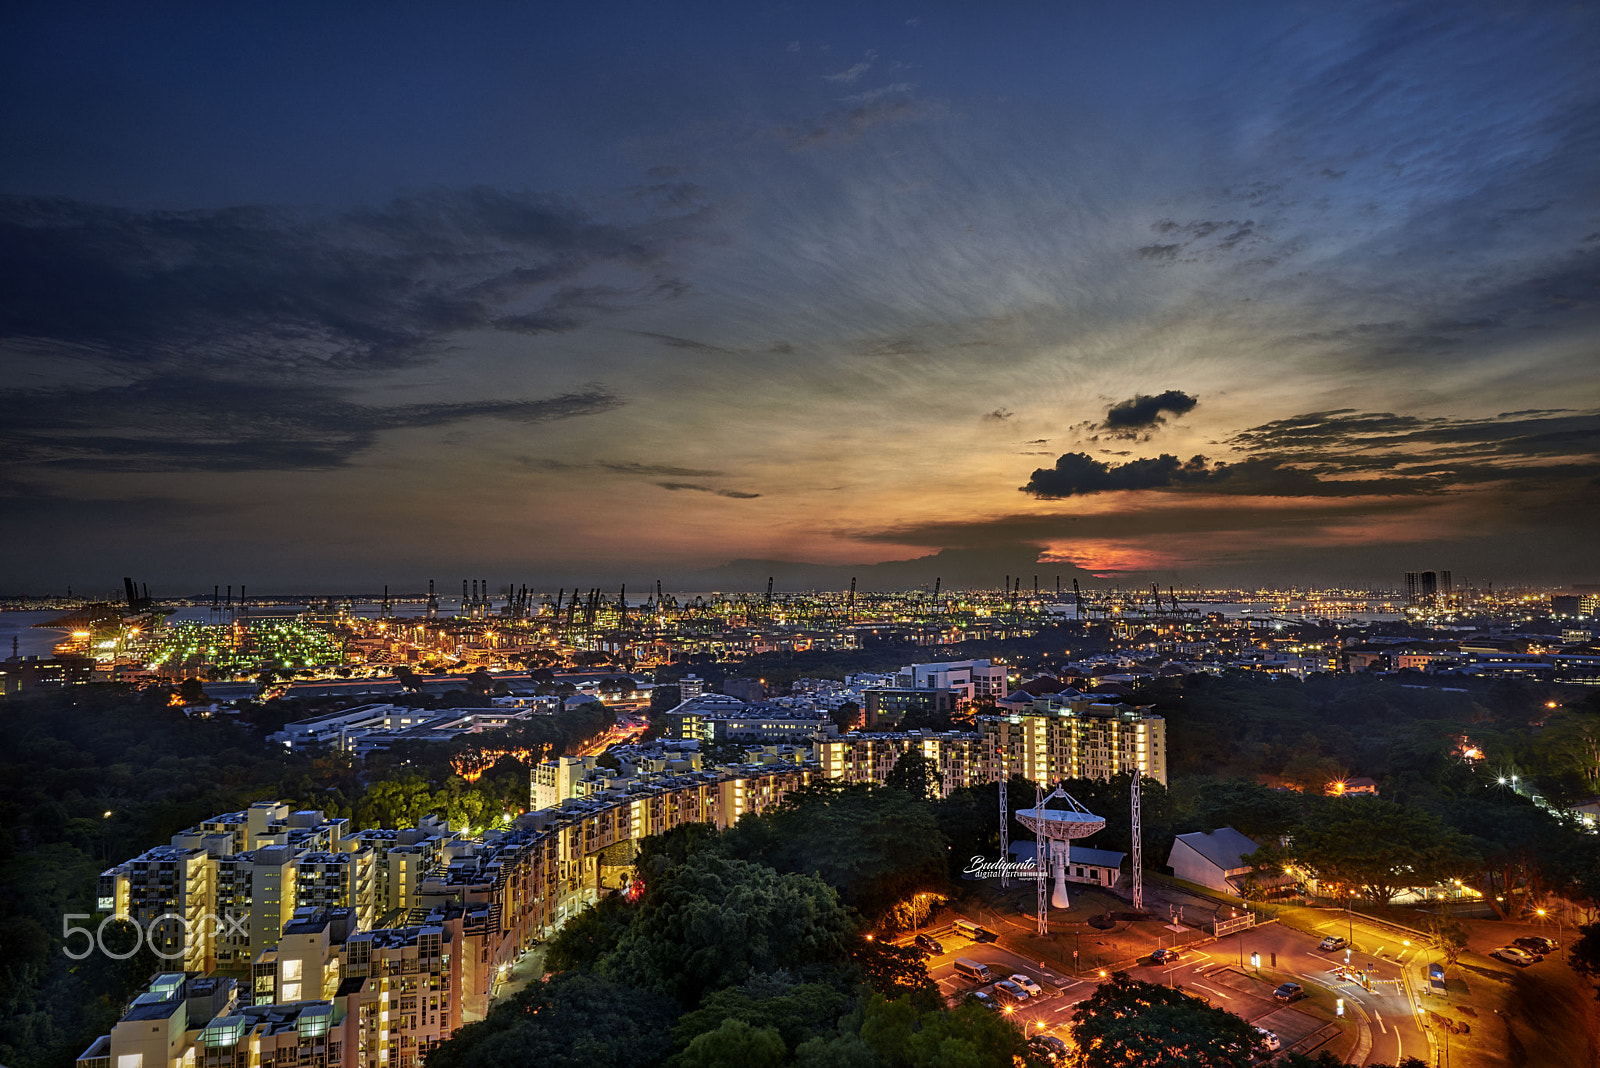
[[953, 957, 992, 983], [953, 919, 998, 942]]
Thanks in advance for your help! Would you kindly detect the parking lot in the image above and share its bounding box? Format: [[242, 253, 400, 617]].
[[902, 919, 1354, 1061], [905, 923, 1090, 1043]]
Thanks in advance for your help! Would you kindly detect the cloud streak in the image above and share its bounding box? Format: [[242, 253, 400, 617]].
[[655, 482, 760, 499], [0, 188, 706, 376], [0, 379, 623, 471]]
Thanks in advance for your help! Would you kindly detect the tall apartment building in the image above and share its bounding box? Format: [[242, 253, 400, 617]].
[[812, 699, 1166, 793], [213, 846, 299, 969], [100, 806, 402, 972], [337, 919, 463, 1066], [83, 762, 817, 1065], [101, 845, 213, 971], [814, 730, 986, 796], [978, 698, 1167, 786], [340, 824, 456, 918], [252, 908, 356, 1006], [75, 974, 240, 1068], [296, 848, 377, 932]]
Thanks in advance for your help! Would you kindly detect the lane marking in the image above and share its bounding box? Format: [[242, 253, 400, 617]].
[[1193, 983, 1233, 1000], [1375, 1011, 1387, 1034]]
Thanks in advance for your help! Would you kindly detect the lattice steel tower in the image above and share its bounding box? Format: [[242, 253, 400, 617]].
[[1131, 772, 1144, 911], [998, 773, 1009, 888]]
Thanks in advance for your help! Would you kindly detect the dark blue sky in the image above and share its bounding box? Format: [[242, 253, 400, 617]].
[[2, 1, 1597, 590]]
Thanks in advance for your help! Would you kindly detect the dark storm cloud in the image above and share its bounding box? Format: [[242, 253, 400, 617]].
[[1020, 452, 1428, 499], [0, 188, 703, 374], [655, 482, 760, 499], [1022, 407, 1600, 501], [1230, 408, 1600, 458], [0, 379, 621, 472], [1101, 390, 1199, 435]]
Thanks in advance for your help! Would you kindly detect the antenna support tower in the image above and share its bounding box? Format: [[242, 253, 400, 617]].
[[1131, 772, 1144, 912], [998, 771, 1008, 889], [1035, 783, 1049, 936]]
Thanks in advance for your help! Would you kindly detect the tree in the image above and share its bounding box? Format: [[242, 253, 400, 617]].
[[601, 850, 858, 1005], [830, 701, 863, 732], [727, 782, 949, 924], [1189, 779, 1304, 839], [900, 704, 956, 732], [425, 971, 677, 1068], [1289, 796, 1469, 906], [545, 894, 633, 973], [884, 749, 943, 804], [1569, 922, 1600, 998], [670, 1018, 786, 1068], [1070, 972, 1265, 1068], [673, 976, 849, 1052], [1425, 915, 1469, 969], [852, 994, 1032, 1067], [849, 934, 940, 1009]]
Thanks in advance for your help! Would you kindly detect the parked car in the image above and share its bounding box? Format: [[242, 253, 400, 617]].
[[1273, 982, 1305, 1002], [993, 979, 1030, 1004], [1034, 1034, 1069, 1061], [1492, 946, 1538, 967], [1256, 1027, 1282, 1052], [1150, 947, 1185, 964], [965, 990, 1001, 1013], [1319, 936, 1348, 951], [1009, 973, 1043, 997], [1511, 937, 1549, 957], [915, 933, 944, 954], [1524, 935, 1559, 954]]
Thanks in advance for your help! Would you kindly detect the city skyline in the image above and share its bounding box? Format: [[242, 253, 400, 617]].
[[2, 2, 1598, 591]]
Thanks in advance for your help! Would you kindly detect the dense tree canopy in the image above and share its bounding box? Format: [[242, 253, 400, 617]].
[[1289, 796, 1474, 906], [726, 782, 949, 924], [602, 851, 859, 1005], [423, 971, 679, 1068], [1070, 973, 1266, 1068], [437, 783, 998, 1066], [884, 750, 943, 805]]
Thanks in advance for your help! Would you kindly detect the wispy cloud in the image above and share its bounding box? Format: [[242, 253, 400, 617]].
[[823, 51, 876, 84], [656, 482, 760, 499]]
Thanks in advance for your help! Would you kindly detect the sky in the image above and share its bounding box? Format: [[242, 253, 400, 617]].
[[1, 0, 1597, 594]]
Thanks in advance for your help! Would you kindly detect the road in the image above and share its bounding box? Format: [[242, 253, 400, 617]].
[[910, 912, 1431, 1064], [574, 717, 647, 756]]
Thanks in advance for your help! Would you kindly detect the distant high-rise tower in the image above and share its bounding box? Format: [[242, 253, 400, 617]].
[[1420, 571, 1438, 600], [1405, 572, 1419, 604]]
